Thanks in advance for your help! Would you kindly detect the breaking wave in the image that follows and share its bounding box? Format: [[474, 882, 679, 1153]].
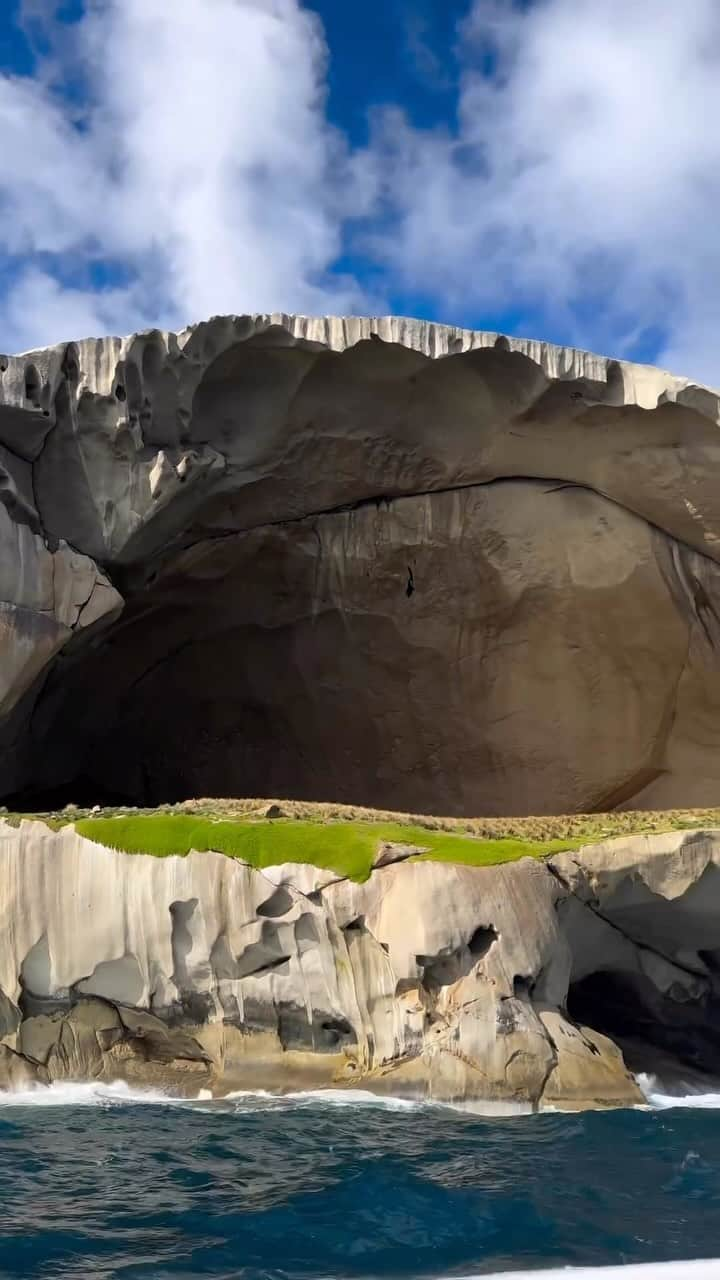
[[0, 1079, 189, 1107], [0, 1080, 425, 1111], [475, 1266, 720, 1278], [4, 1076, 720, 1115], [636, 1074, 720, 1109]]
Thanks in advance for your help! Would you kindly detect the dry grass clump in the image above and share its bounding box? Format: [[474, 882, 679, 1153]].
[[4, 796, 720, 845], [173, 798, 720, 842]]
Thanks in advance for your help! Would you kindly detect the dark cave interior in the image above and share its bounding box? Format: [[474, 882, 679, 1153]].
[[568, 967, 720, 1086]]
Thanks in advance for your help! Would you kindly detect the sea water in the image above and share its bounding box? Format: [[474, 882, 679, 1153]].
[[0, 1079, 719, 1279]]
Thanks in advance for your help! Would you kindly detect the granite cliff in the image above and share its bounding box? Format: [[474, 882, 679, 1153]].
[[2, 315, 720, 814], [3, 315, 720, 1105], [3, 819, 720, 1109]]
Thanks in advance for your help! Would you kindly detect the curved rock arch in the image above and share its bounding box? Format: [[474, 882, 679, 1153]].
[[1, 314, 720, 813]]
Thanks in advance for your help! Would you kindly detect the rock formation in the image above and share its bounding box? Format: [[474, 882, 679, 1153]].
[[2, 315, 720, 814], [4, 820, 720, 1109]]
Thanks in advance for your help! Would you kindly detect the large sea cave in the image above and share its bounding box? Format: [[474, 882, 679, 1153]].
[[3, 320, 720, 816], [556, 853, 720, 1088]]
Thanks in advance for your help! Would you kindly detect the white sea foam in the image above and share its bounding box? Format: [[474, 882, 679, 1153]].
[[224, 1087, 422, 1110], [223, 1087, 532, 1114], [4, 1075, 720, 1115], [471, 1264, 720, 1279], [473, 1265, 720, 1278], [0, 1081, 429, 1110], [0, 1080, 192, 1107], [636, 1074, 720, 1109]]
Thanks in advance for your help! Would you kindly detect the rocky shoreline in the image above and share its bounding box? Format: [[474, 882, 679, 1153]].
[[3, 819, 720, 1110]]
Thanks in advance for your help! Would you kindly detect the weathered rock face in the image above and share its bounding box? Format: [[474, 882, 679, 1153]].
[[2, 315, 720, 813], [4, 821, 720, 1108]]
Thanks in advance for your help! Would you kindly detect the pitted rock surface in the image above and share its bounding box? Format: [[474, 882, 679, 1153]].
[[3, 821, 720, 1108]]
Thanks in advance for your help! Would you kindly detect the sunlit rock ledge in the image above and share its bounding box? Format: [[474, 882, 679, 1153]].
[[2, 314, 720, 816], [2, 819, 720, 1110]]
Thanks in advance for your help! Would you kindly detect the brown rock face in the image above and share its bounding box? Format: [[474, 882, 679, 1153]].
[[1, 314, 720, 814]]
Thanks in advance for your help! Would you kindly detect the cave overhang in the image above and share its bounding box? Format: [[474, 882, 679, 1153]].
[[1, 315, 720, 813]]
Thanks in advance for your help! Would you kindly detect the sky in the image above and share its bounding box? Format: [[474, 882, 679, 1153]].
[[1, 0, 719, 384]]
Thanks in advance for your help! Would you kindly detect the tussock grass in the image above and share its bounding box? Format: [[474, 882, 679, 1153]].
[[134, 797, 720, 841]]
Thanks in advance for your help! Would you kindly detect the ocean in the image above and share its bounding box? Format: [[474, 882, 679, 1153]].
[[0, 1080, 718, 1280]]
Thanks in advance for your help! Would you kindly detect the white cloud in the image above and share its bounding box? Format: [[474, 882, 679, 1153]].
[[3, 0, 720, 385], [0, 268, 149, 356], [0, 0, 372, 353], [368, 0, 720, 384]]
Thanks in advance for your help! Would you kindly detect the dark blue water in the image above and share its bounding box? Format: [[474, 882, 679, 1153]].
[[0, 1084, 718, 1280]]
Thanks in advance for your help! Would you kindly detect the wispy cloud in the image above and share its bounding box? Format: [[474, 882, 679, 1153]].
[[400, 4, 454, 93]]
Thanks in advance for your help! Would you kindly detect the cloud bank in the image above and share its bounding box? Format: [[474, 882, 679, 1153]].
[[2, 0, 720, 385], [370, 0, 720, 383], [0, 0, 367, 352]]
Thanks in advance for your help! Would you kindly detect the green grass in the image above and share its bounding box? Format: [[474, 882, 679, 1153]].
[[412, 834, 580, 867], [73, 814, 581, 882]]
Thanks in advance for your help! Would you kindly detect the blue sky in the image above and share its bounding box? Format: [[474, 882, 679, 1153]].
[[1, 0, 719, 383]]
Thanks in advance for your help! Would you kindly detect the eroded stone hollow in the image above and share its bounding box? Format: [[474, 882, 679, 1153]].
[[3, 314, 720, 813], [4, 824, 720, 1106], [557, 842, 720, 1085], [568, 971, 720, 1079]]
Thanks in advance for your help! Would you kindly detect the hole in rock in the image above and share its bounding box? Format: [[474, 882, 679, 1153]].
[[234, 923, 289, 980], [556, 857, 720, 1089], [73, 955, 145, 1007], [256, 887, 294, 919], [24, 364, 41, 405], [294, 913, 319, 950], [320, 1016, 354, 1044], [567, 969, 720, 1083], [277, 1005, 354, 1053], [417, 925, 497, 991], [699, 948, 720, 973], [468, 925, 498, 958], [343, 916, 367, 934], [61, 347, 80, 384], [170, 898, 200, 991], [9, 541, 501, 811]]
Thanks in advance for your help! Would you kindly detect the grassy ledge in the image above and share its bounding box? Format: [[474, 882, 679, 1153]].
[[5, 800, 720, 884], [71, 814, 580, 882]]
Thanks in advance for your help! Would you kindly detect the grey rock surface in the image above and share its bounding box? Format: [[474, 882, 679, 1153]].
[[2, 314, 720, 812]]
